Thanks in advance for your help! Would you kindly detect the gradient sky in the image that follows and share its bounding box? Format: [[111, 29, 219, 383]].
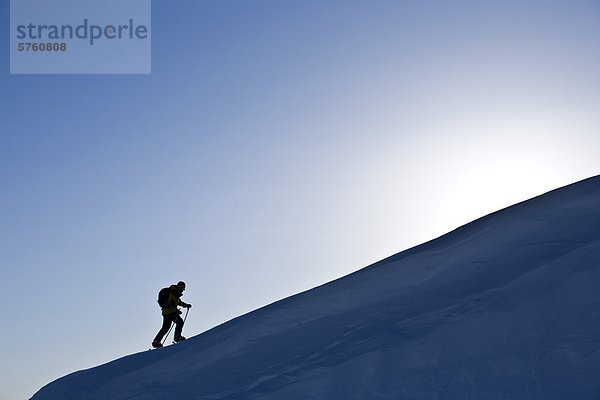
[[1, 1, 599, 399]]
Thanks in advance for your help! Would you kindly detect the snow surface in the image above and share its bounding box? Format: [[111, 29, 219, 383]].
[[31, 176, 600, 400]]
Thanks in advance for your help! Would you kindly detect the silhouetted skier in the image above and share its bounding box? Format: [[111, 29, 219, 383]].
[[152, 281, 192, 348]]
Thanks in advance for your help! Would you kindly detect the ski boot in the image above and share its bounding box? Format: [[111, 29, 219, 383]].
[[173, 336, 186, 343]]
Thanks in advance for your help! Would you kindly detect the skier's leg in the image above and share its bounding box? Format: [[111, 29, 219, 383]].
[[153, 314, 173, 343], [174, 315, 185, 339]]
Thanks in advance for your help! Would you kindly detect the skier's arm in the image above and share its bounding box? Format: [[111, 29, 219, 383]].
[[178, 299, 192, 308]]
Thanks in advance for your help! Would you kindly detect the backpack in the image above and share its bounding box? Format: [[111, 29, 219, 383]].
[[157, 287, 170, 308]]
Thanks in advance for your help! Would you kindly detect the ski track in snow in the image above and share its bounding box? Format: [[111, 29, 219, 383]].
[[31, 176, 600, 400]]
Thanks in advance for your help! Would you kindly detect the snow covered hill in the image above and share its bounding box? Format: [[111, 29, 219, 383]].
[[31, 176, 600, 400]]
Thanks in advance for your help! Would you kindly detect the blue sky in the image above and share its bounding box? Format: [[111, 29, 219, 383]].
[[1, 1, 599, 399]]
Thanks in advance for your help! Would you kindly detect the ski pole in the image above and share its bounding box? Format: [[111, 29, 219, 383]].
[[182, 306, 190, 326], [161, 320, 175, 346]]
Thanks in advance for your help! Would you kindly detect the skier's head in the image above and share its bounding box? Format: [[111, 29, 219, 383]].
[[176, 281, 186, 291]]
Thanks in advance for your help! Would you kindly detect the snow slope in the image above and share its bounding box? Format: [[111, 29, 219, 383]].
[[31, 176, 600, 400]]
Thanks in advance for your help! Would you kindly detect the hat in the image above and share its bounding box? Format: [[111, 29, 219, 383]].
[[176, 281, 186, 290]]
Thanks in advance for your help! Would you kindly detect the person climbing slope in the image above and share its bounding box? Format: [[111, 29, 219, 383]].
[[152, 281, 192, 348]]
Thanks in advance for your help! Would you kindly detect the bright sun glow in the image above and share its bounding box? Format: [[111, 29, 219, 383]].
[[429, 127, 576, 232]]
